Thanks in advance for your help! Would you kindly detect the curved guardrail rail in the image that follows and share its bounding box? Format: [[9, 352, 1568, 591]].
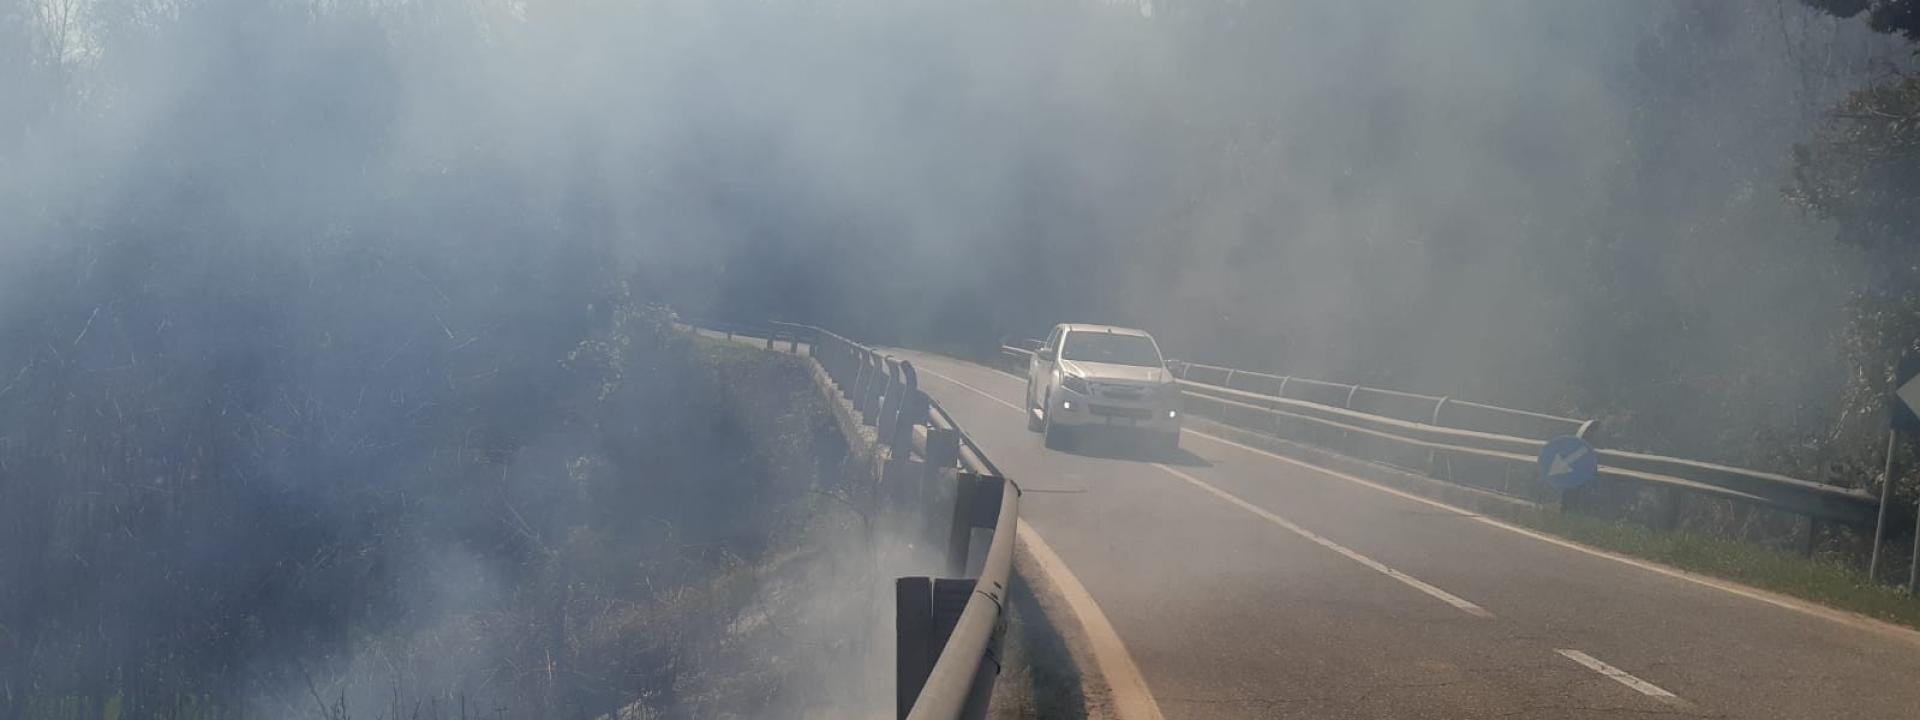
[[998, 343, 1875, 536], [1167, 360, 1595, 440], [696, 319, 1019, 720]]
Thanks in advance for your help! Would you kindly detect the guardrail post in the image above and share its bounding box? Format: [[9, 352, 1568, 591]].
[[875, 355, 892, 419], [1804, 517, 1821, 558], [852, 347, 866, 398], [925, 427, 960, 481], [855, 353, 870, 419], [896, 577, 936, 720], [1427, 396, 1453, 481], [1653, 486, 1684, 532], [856, 349, 870, 402], [857, 353, 880, 423], [948, 474, 1005, 577], [863, 353, 888, 424], [947, 477, 981, 577], [895, 391, 929, 458], [879, 357, 901, 427], [895, 575, 976, 720], [853, 350, 869, 409], [879, 358, 903, 434], [884, 452, 925, 515], [889, 365, 926, 458], [1871, 429, 1897, 581], [1337, 385, 1364, 453], [848, 346, 868, 402]]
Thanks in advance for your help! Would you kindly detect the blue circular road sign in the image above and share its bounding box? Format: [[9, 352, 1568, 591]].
[[1539, 435, 1597, 491]]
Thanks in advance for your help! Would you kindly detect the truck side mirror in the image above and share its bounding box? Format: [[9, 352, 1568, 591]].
[[1038, 347, 1056, 362]]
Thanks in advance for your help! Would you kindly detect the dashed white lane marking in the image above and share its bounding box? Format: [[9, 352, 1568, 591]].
[[1555, 649, 1687, 705], [1017, 523, 1167, 720], [907, 354, 1920, 648], [1153, 462, 1494, 619], [910, 363, 1492, 619]]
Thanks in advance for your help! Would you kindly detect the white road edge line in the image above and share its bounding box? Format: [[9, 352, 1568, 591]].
[[909, 363, 1491, 619], [1152, 463, 1494, 619], [1178, 429, 1920, 645], [919, 369, 1024, 414], [1554, 649, 1686, 705], [905, 356, 1920, 647], [1017, 523, 1167, 720]]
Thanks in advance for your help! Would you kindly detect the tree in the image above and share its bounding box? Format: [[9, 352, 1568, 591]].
[[1786, 1, 1920, 499], [1790, 74, 1920, 255], [1803, 0, 1920, 40]]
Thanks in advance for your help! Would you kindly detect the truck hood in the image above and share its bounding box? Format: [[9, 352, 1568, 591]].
[[1060, 359, 1170, 384]]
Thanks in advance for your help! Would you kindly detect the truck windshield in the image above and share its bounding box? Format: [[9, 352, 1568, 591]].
[[1061, 332, 1162, 367]]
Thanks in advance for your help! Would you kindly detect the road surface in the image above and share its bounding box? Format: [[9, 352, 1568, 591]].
[[887, 348, 1920, 720]]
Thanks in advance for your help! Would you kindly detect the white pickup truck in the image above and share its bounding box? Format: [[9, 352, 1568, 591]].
[[1024, 323, 1182, 453]]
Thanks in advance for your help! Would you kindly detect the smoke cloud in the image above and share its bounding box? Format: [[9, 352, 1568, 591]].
[[4, 0, 1918, 715]]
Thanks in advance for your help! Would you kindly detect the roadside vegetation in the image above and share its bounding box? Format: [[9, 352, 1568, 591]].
[[1, 284, 875, 717], [1516, 509, 1920, 630]]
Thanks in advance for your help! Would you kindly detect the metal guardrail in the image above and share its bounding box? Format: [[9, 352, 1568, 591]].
[[682, 317, 802, 353], [699, 320, 1019, 720], [998, 343, 1877, 538], [1169, 360, 1594, 441]]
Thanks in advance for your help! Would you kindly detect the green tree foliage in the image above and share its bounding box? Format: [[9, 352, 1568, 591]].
[[1791, 76, 1920, 255], [1789, 0, 1920, 500], [1804, 0, 1920, 39]]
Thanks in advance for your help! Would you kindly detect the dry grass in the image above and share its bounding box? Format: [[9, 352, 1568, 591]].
[[1516, 508, 1920, 630]]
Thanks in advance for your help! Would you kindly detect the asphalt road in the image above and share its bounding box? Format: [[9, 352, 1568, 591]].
[[884, 348, 1920, 720]]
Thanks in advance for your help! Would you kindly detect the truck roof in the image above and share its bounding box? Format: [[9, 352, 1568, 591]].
[[1061, 323, 1153, 337]]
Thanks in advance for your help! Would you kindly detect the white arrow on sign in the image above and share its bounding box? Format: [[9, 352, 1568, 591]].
[[1899, 373, 1920, 420], [1549, 445, 1591, 477]]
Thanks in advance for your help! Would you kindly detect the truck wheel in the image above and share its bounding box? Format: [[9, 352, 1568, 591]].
[[1026, 385, 1044, 432], [1044, 416, 1072, 451]]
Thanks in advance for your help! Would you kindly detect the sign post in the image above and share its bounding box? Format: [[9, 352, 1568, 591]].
[[1869, 429, 1897, 580], [1889, 354, 1920, 588], [1911, 492, 1920, 592]]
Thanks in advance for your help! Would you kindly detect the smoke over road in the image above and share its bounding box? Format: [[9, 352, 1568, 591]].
[[3, 0, 1918, 716]]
